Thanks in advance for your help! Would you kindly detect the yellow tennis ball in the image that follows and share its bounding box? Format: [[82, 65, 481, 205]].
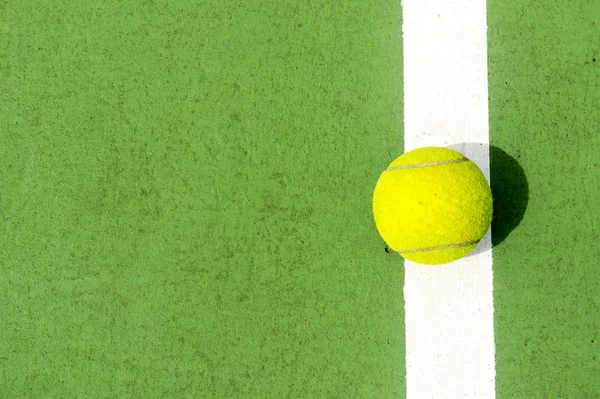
[[372, 147, 493, 265]]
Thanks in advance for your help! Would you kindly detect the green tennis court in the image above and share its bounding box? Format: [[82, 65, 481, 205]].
[[1, 1, 599, 397]]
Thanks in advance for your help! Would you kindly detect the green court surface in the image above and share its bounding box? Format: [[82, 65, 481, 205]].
[[1, 1, 599, 398], [489, 1, 600, 397]]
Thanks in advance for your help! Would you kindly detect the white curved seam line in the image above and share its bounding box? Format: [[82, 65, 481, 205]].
[[387, 157, 469, 171], [398, 239, 481, 254]]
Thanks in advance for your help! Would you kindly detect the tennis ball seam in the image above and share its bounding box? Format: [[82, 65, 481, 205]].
[[386, 157, 469, 171], [397, 239, 481, 254]]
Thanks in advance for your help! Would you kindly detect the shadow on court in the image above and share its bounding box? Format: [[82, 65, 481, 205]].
[[489, 145, 529, 246]]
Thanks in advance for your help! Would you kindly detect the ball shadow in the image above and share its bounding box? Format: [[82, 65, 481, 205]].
[[489, 145, 529, 246], [448, 143, 528, 248]]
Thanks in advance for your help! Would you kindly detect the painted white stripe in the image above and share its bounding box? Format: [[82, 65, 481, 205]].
[[402, 0, 496, 398]]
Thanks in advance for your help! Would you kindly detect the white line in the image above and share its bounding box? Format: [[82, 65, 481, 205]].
[[402, 0, 496, 398]]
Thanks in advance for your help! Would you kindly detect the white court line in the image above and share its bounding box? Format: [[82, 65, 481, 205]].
[[402, 0, 496, 398]]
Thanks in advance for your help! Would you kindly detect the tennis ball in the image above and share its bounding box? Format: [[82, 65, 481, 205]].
[[372, 147, 493, 265]]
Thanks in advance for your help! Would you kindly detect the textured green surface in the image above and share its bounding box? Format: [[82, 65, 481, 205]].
[[488, 1, 600, 397], [4, 0, 600, 398], [0, 1, 404, 397]]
